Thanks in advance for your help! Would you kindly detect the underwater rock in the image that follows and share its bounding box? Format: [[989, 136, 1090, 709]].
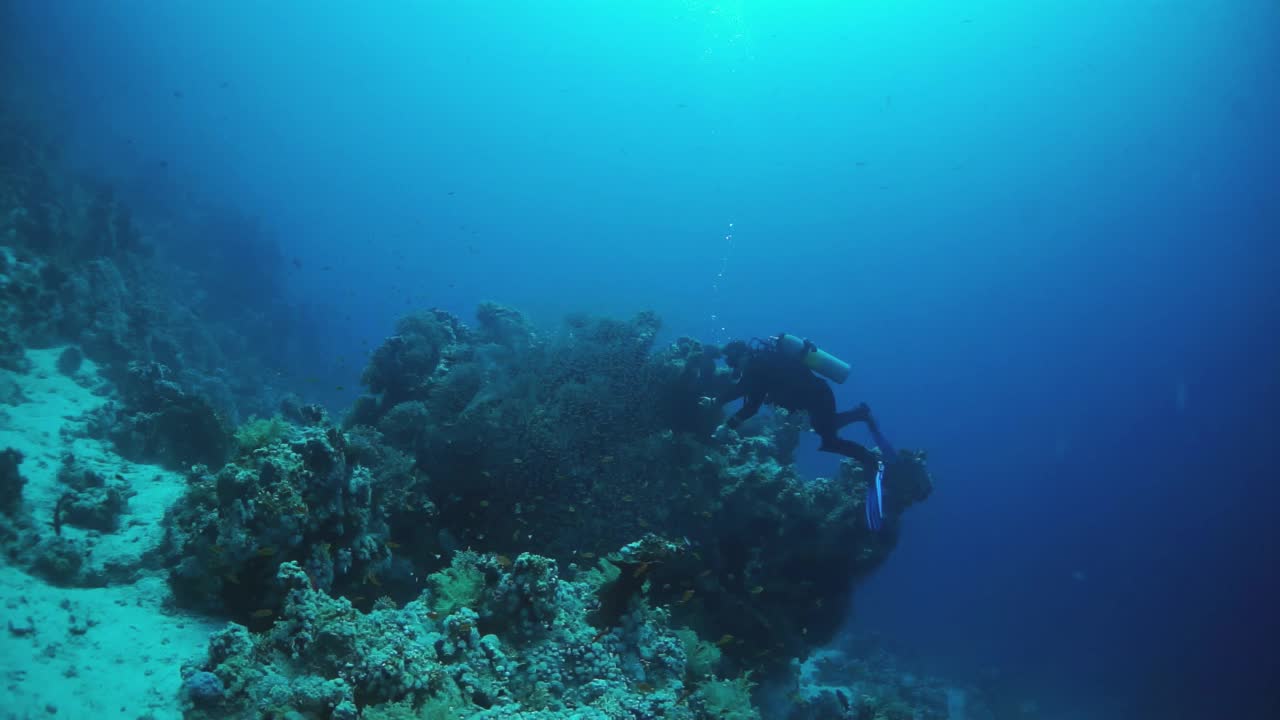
[[91, 361, 233, 470], [55, 345, 83, 375], [783, 645, 994, 720], [0, 447, 26, 515]]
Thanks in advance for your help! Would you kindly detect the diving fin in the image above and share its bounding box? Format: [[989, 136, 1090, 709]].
[[865, 460, 885, 531]]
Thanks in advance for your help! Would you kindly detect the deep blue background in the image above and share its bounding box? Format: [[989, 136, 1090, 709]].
[[7, 2, 1278, 717]]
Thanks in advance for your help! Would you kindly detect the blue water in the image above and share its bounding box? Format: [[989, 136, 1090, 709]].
[[8, 1, 1278, 717]]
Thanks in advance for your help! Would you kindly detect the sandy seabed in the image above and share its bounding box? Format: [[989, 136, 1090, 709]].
[[1, 348, 219, 720]]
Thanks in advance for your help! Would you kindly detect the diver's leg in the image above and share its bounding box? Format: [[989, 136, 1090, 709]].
[[817, 431, 880, 469], [834, 402, 871, 429], [812, 401, 879, 469]]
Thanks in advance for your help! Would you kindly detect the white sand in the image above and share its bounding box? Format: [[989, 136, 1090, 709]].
[[0, 348, 219, 720]]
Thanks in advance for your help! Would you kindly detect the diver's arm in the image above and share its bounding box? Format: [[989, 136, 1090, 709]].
[[716, 382, 745, 406], [727, 391, 764, 429]]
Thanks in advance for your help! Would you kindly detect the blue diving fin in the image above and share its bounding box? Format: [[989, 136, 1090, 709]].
[[865, 460, 885, 531]]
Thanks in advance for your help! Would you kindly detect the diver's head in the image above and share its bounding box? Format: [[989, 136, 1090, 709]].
[[722, 340, 750, 376]]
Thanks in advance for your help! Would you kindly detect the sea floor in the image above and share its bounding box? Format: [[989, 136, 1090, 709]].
[[0, 348, 218, 720]]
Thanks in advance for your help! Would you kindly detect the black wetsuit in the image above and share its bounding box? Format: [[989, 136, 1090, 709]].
[[720, 346, 879, 467]]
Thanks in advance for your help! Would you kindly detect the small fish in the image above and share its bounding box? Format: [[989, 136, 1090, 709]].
[[601, 456, 614, 464], [495, 555, 512, 568], [255, 546, 276, 557], [385, 540, 401, 550], [622, 495, 634, 503], [633, 561, 654, 579], [578, 552, 595, 559], [750, 586, 764, 595], [679, 589, 695, 604], [716, 634, 735, 647], [512, 458, 524, 465], [334, 385, 345, 392], [634, 682, 655, 694], [223, 572, 240, 584], [479, 500, 490, 508], [251, 609, 273, 619]]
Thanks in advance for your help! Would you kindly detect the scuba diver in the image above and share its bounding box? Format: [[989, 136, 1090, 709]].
[[714, 334, 897, 530]]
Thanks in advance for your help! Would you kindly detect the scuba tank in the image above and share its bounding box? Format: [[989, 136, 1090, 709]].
[[776, 333, 851, 384]]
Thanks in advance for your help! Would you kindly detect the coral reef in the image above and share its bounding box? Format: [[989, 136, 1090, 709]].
[[152, 300, 938, 719], [181, 551, 765, 719], [161, 420, 394, 623]]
